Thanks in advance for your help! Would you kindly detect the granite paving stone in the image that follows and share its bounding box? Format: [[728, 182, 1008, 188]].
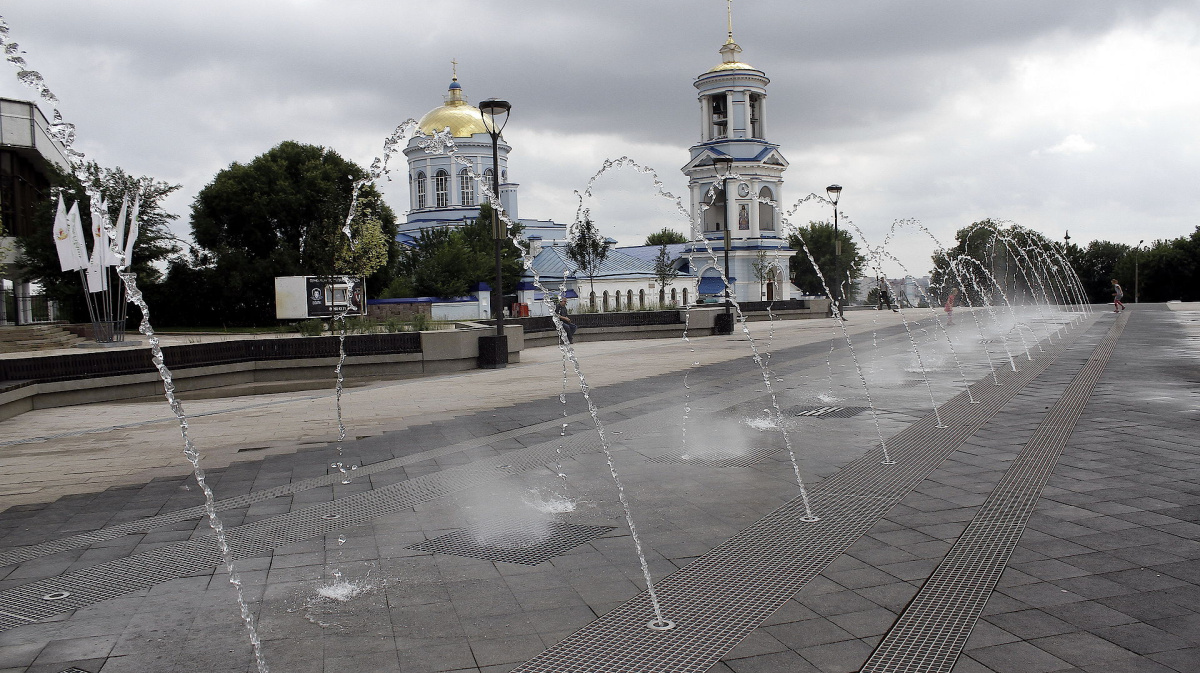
[[0, 307, 1196, 672]]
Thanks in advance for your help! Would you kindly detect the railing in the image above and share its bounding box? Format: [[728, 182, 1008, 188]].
[[1, 293, 59, 325], [0, 332, 422, 384], [495, 310, 686, 334]]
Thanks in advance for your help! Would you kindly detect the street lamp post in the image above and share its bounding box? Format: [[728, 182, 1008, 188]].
[[1135, 239, 1144, 303], [826, 184, 842, 319], [480, 98, 511, 367], [713, 156, 734, 327]]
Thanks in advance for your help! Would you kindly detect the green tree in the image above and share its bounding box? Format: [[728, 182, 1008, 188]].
[[566, 216, 608, 306], [187, 141, 396, 325], [16, 162, 181, 323], [787, 221, 866, 303], [653, 243, 678, 305], [645, 227, 688, 246], [388, 203, 524, 299], [1066, 239, 1131, 303]]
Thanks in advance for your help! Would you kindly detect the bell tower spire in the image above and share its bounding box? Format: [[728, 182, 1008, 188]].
[[682, 2, 794, 303]]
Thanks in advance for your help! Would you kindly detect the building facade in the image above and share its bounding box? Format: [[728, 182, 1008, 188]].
[[0, 98, 71, 325], [400, 74, 567, 244]]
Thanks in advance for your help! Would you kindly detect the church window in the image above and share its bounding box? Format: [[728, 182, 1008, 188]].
[[434, 170, 449, 208], [603, 291, 609, 312], [671, 288, 678, 304], [416, 172, 427, 209], [627, 290, 633, 307], [614, 291, 621, 310], [459, 170, 475, 207], [683, 288, 689, 305], [710, 95, 728, 139], [589, 291, 596, 309], [758, 186, 776, 232], [639, 289, 646, 309], [749, 94, 763, 139], [482, 169, 495, 201]]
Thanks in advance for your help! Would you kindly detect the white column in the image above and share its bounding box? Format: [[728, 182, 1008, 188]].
[[749, 178, 760, 238]]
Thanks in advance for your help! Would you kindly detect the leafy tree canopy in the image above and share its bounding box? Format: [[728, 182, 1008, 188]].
[[786, 221, 866, 303], [566, 215, 609, 303], [386, 203, 524, 299], [186, 141, 397, 325], [645, 227, 688, 246]]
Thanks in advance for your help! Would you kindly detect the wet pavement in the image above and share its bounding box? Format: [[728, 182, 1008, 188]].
[[0, 304, 1196, 672]]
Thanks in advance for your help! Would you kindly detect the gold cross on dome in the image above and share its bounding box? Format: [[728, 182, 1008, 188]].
[[451, 58, 458, 79], [726, 0, 734, 42]]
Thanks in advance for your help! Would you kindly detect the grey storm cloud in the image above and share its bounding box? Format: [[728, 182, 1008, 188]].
[[1, 0, 1198, 272]]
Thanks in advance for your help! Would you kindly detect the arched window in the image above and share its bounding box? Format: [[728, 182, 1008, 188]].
[[482, 168, 494, 196], [758, 186, 775, 231], [603, 291, 610, 312], [614, 291, 621, 310], [434, 170, 449, 208], [627, 290, 633, 308], [416, 172, 427, 209], [589, 291, 596, 310], [671, 288, 678, 304], [639, 289, 646, 309], [683, 288, 689, 305], [459, 170, 474, 207]]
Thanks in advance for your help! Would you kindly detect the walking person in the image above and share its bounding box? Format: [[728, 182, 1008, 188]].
[[943, 287, 960, 326], [1111, 279, 1125, 313], [556, 296, 577, 343]]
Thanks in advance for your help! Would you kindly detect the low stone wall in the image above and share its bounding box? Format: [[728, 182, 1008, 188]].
[[0, 326, 522, 422], [518, 301, 830, 348]]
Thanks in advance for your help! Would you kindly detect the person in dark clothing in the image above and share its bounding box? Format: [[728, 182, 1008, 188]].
[[556, 297, 577, 343]]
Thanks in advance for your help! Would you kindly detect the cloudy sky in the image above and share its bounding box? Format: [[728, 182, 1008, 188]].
[[2, 0, 1198, 275]]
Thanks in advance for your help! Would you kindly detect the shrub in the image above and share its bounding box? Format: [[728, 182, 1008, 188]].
[[297, 319, 325, 336]]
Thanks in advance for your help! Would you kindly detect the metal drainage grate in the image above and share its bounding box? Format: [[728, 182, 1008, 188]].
[[861, 311, 1129, 673], [787, 405, 869, 419], [406, 521, 616, 567], [58, 668, 92, 673], [647, 447, 782, 468]]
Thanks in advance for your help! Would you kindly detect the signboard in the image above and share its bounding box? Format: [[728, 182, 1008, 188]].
[[275, 276, 366, 320]]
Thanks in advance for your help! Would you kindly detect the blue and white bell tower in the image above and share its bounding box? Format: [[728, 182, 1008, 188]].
[[682, 7, 795, 302]]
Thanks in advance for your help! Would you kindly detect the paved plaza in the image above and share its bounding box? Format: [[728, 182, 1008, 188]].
[[0, 305, 1197, 673]]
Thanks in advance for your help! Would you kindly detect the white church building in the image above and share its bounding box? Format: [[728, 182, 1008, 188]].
[[399, 73, 568, 246]]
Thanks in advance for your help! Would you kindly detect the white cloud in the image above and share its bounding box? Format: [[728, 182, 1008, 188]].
[[1041, 134, 1098, 155]]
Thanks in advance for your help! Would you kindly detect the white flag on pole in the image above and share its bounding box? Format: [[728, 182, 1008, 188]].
[[65, 201, 87, 271], [112, 196, 128, 267], [52, 195, 74, 272], [123, 194, 141, 267], [89, 199, 115, 268]]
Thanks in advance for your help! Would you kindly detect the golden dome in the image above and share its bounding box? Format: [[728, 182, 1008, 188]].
[[707, 37, 756, 73], [418, 78, 494, 138], [708, 60, 756, 72]]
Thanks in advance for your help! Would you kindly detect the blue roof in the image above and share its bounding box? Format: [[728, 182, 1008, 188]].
[[525, 245, 678, 281], [618, 243, 690, 263]]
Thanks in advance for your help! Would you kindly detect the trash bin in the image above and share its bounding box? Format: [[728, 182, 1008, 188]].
[[519, 303, 530, 317]]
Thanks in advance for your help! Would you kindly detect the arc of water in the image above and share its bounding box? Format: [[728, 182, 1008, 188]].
[[905, 221, 1014, 381], [782, 221, 895, 462], [572, 158, 823, 523], [0, 20, 271, 671], [959, 225, 1034, 361]]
